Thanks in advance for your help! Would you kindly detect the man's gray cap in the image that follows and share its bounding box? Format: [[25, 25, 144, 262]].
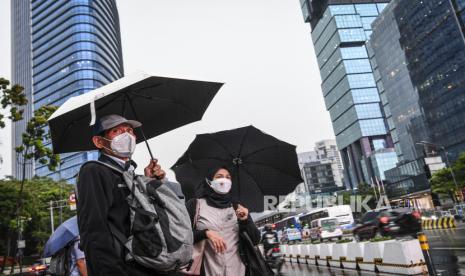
[[93, 114, 142, 135]]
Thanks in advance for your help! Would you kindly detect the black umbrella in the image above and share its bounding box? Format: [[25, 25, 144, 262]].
[[172, 126, 303, 212], [48, 72, 223, 157]]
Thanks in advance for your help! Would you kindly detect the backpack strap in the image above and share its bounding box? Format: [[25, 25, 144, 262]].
[[75, 160, 124, 201], [194, 199, 202, 229]]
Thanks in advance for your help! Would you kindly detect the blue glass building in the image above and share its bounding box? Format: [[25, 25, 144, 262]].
[[12, 0, 124, 181], [394, 0, 465, 162], [300, 0, 397, 189], [369, 0, 465, 203]]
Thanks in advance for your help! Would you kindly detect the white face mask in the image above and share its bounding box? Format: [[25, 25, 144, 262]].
[[103, 132, 136, 158], [208, 178, 232, 194]]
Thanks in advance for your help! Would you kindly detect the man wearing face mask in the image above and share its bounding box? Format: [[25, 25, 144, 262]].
[[76, 114, 176, 276]]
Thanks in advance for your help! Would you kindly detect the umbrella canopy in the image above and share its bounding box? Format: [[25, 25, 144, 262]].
[[172, 126, 303, 212], [44, 216, 78, 257], [48, 71, 223, 155]]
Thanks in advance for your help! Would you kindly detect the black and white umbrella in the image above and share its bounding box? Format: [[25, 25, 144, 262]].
[[48, 71, 223, 158]]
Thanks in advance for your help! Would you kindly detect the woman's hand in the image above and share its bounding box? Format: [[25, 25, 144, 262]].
[[206, 230, 227, 253], [235, 204, 249, 221]]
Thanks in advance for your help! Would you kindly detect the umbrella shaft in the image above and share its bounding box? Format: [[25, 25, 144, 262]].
[[126, 94, 155, 160]]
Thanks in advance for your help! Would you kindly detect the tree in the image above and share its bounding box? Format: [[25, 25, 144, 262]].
[[6, 105, 60, 272], [430, 152, 465, 202], [0, 178, 74, 259], [0, 77, 28, 127]]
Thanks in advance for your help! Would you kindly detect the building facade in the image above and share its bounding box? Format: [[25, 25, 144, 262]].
[[368, 0, 465, 205], [298, 139, 345, 195], [300, 0, 397, 189], [11, 0, 124, 181], [370, 0, 430, 201], [393, 0, 465, 162], [11, 0, 34, 180]]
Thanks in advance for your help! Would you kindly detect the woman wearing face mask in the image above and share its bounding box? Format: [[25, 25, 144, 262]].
[[185, 167, 261, 276]]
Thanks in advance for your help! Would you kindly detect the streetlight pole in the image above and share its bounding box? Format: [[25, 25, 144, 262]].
[[417, 141, 462, 202]]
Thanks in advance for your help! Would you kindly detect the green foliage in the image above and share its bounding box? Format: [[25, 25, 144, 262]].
[[430, 152, 465, 202], [370, 236, 393, 242], [0, 178, 74, 256], [0, 77, 28, 128], [15, 105, 60, 171], [336, 238, 353, 244]]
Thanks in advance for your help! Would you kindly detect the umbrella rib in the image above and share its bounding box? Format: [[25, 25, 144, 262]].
[[185, 156, 230, 164], [237, 126, 252, 157], [241, 144, 293, 159], [67, 94, 126, 125], [129, 89, 201, 119], [239, 165, 264, 194], [203, 135, 235, 158]]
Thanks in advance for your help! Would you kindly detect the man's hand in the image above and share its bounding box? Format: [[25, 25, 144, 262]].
[[236, 204, 249, 221], [144, 159, 166, 179], [206, 230, 227, 253]]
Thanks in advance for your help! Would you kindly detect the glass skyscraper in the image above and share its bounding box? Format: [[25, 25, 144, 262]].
[[300, 0, 397, 189], [394, 0, 465, 162], [11, 0, 124, 182], [369, 0, 465, 202]]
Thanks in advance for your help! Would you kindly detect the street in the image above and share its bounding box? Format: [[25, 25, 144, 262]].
[[426, 225, 465, 276], [277, 223, 465, 276]]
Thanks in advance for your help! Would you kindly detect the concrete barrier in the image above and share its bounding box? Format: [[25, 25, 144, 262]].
[[319, 243, 333, 267], [360, 240, 393, 272], [299, 244, 312, 264], [330, 242, 350, 268], [310, 244, 321, 266], [377, 239, 428, 275], [289, 244, 299, 262], [295, 244, 306, 263], [281, 238, 428, 275], [345, 242, 366, 269], [280, 244, 289, 257]]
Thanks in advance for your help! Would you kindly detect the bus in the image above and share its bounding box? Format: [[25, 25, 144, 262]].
[[299, 205, 354, 230], [254, 211, 287, 228], [274, 215, 302, 243]]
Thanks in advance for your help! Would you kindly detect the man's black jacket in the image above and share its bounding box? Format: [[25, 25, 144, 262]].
[[76, 154, 162, 276]]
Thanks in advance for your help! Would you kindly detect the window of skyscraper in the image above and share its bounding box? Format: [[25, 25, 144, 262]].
[[355, 103, 382, 119], [335, 15, 363, 28], [338, 28, 367, 42], [340, 46, 368, 59], [354, 4, 379, 16], [347, 73, 376, 88], [360, 119, 387, 136], [352, 88, 380, 103], [329, 5, 356, 16], [344, 59, 372, 74]]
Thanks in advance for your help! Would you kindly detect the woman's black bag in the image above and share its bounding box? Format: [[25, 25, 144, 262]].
[[239, 231, 275, 276]]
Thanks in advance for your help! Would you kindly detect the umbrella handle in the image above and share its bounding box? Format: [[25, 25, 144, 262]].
[[126, 94, 155, 160]]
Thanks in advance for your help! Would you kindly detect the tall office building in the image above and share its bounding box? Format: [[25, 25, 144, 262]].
[[300, 0, 397, 189], [369, 0, 465, 206], [393, 0, 465, 162], [11, 0, 124, 181], [11, 0, 34, 180], [370, 0, 430, 202]]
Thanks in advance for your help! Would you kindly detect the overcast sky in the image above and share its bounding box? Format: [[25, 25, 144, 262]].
[[0, 0, 334, 179]]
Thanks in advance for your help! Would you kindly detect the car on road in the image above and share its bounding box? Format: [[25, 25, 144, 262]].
[[27, 259, 48, 276], [309, 217, 343, 242], [353, 209, 421, 241]]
